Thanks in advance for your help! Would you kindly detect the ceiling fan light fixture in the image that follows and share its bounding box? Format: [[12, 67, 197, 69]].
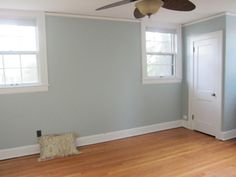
[[135, 0, 164, 17]]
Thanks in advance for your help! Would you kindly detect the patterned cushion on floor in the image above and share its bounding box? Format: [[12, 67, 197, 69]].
[[38, 132, 80, 161]]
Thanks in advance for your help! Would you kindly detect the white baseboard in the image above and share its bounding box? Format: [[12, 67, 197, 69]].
[[219, 129, 236, 141], [0, 120, 182, 160], [0, 145, 40, 161], [77, 120, 182, 146], [181, 119, 236, 141], [182, 120, 190, 129]]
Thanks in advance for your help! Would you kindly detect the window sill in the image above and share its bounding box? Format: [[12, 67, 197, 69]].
[[142, 78, 182, 85], [0, 84, 49, 95]]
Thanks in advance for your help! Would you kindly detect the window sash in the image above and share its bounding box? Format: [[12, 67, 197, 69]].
[[0, 53, 40, 87], [0, 10, 48, 94], [146, 53, 176, 78], [146, 65, 175, 78], [0, 24, 38, 52], [0, 15, 42, 89], [145, 30, 177, 54], [145, 28, 177, 79]]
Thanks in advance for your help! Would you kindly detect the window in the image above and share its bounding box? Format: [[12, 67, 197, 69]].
[[0, 10, 48, 94], [142, 23, 182, 84]]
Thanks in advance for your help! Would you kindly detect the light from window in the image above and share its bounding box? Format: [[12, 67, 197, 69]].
[[0, 11, 48, 94], [0, 25, 39, 87], [145, 30, 177, 78]]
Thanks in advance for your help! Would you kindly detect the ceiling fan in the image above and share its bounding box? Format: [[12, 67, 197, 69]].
[[96, 0, 196, 19]]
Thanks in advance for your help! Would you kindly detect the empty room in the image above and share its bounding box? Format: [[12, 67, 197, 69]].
[[1, 0, 236, 176]]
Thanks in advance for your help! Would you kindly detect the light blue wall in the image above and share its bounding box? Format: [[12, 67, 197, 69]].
[[183, 15, 236, 131], [224, 15, 236, 130], [0, 16, 182, 149]]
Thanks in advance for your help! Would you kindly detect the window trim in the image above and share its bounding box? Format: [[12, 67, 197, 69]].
[[0, 10, 48, 94], [141, 21, 182, 84]]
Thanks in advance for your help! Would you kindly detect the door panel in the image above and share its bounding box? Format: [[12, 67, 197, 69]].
[[192, 33, 222, 137]]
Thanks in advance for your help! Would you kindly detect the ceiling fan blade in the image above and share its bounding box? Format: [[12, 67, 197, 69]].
[[96, 0, 139, 11], [134, 8, 145, 19], [162, 0, 196, 11]]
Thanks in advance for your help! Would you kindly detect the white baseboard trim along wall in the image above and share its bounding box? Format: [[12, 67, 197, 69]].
[[218, 129, 236, 141], [76, 120, 182, 146], [1, 120, 236, 160], [0, 120, 182, 160]]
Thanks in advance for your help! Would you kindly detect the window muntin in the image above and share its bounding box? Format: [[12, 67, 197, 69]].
[[145, 30, 177, 78]]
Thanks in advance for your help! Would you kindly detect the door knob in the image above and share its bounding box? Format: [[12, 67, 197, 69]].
[[211, 93, 216, 97]]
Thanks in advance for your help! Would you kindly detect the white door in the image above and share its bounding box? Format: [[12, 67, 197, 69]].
[[190, 31, 222, 137]]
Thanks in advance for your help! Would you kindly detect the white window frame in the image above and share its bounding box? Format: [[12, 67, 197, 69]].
[[141, 21, 182, 84], [0, 10, 48, 94]]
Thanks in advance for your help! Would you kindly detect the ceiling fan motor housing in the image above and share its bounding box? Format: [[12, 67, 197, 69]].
[[135, 0, 164, 17]]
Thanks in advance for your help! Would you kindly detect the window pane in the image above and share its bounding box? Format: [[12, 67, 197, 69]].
[[4, 55, 21, 68], [21, 55, 37, 68], [0, 69, 4, 85], [146, 41, 171, 53], [22, 68, 38, 84], [5, 69, 21, 85], [0, 25, 36, 51], [147, 65, 174, 77], [146, 31, 173, 53], [146, 31, 171, 41], [147, 55, 174, 65]]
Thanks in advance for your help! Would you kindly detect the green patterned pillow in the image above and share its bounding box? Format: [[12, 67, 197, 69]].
[[38, 132, 80, 161]]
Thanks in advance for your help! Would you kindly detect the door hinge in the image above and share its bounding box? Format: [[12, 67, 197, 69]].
[[193, 47, 195, 53], [192, 114, 195, 120]]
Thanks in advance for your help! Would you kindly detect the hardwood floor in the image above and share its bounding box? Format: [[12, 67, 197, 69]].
[[1, 128, 236, 177]]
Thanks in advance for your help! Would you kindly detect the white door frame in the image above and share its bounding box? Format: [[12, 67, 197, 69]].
[[188, 31, 223, 139]]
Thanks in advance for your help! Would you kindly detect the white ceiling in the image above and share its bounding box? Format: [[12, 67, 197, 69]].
[[0, 0, 235, 24]]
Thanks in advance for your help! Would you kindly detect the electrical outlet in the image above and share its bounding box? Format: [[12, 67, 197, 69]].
[[36, 130, 42, 137], [183, 115, 188, 120]]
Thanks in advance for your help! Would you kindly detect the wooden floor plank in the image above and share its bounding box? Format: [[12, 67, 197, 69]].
[[1, 128, 236, 177]]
